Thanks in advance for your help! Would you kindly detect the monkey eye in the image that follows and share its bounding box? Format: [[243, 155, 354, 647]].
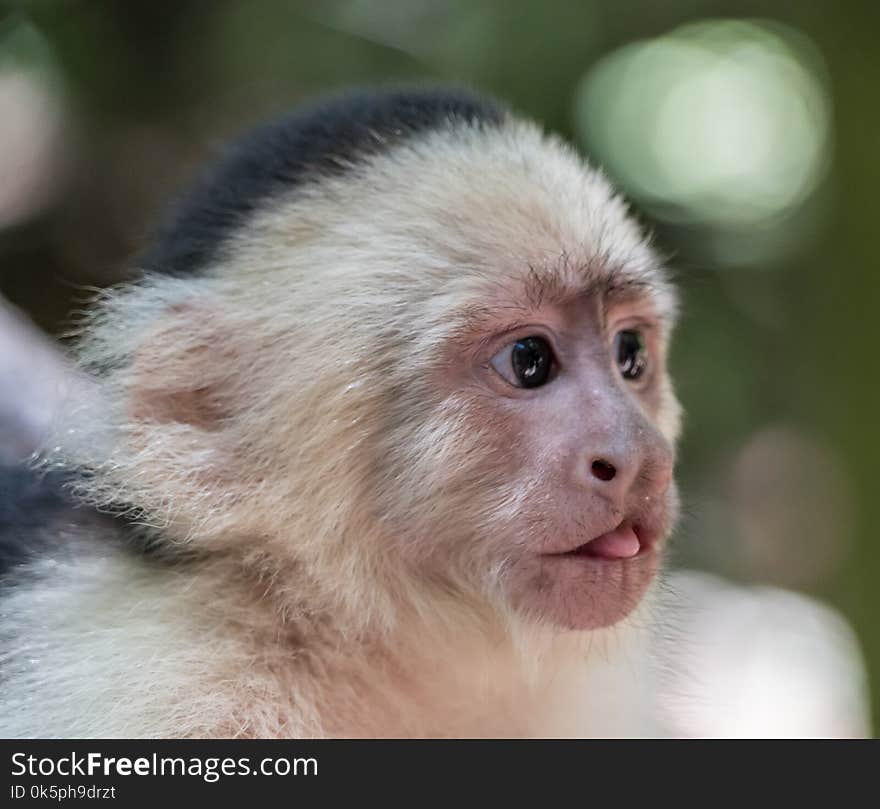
[[614, 329, 648, 381], [490, 336, 556, 389]]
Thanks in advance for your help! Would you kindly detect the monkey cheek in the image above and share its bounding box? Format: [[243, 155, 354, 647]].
[[506, 551, 661, 631]]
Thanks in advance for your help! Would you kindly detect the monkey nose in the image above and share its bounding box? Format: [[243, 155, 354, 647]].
[[586, 454, 636, 507], [587, 449, 672, 502], [590, 458, 617, 482]]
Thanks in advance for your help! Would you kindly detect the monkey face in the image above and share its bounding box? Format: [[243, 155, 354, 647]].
[[384, 276, 680, 632], [481, 293, 678, 630]]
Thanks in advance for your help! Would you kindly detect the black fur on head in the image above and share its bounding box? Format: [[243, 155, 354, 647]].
[[140, 86, 506, 277]]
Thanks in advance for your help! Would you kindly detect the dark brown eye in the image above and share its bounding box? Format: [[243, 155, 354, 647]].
[[491, 336, 555, 388], [614, 330, 648, 381]]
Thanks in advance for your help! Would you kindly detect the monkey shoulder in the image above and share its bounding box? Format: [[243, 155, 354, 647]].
[[0, 465, 301, 738], [0, 465, 215, 736]]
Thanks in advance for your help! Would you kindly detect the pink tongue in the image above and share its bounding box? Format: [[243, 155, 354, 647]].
[[587, 523, 640, 559]]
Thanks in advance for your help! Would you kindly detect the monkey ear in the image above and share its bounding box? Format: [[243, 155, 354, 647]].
[[112, 301, 262, 535], [124, 303, 240, 434]]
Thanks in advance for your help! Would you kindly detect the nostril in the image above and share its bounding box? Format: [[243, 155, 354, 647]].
[[591, 458, 617, 482]]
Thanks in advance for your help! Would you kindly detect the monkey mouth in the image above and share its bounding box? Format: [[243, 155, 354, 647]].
[[522, 518, 665, 630], [555, 521, 659, 562]]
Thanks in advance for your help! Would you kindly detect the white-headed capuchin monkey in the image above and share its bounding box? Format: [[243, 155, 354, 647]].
[[0, 86, 684, 738]]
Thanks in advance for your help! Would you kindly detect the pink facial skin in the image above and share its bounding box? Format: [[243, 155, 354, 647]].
[[433, 279, 679, 631]]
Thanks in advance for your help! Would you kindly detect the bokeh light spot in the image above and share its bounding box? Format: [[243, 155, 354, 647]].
[[575, 20, 831, 230], [0, 17, 69, 229]]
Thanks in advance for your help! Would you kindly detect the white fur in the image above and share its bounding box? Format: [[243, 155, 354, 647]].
[[1, 544, 671, 737]]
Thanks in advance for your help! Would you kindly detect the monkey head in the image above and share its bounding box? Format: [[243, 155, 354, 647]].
[[71, 89, 682, 636]]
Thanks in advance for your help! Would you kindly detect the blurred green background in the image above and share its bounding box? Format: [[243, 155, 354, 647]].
[[0, 0, 877, 730]]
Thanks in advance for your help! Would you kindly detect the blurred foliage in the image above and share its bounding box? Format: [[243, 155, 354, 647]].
[[0, 0, 877, 730]]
